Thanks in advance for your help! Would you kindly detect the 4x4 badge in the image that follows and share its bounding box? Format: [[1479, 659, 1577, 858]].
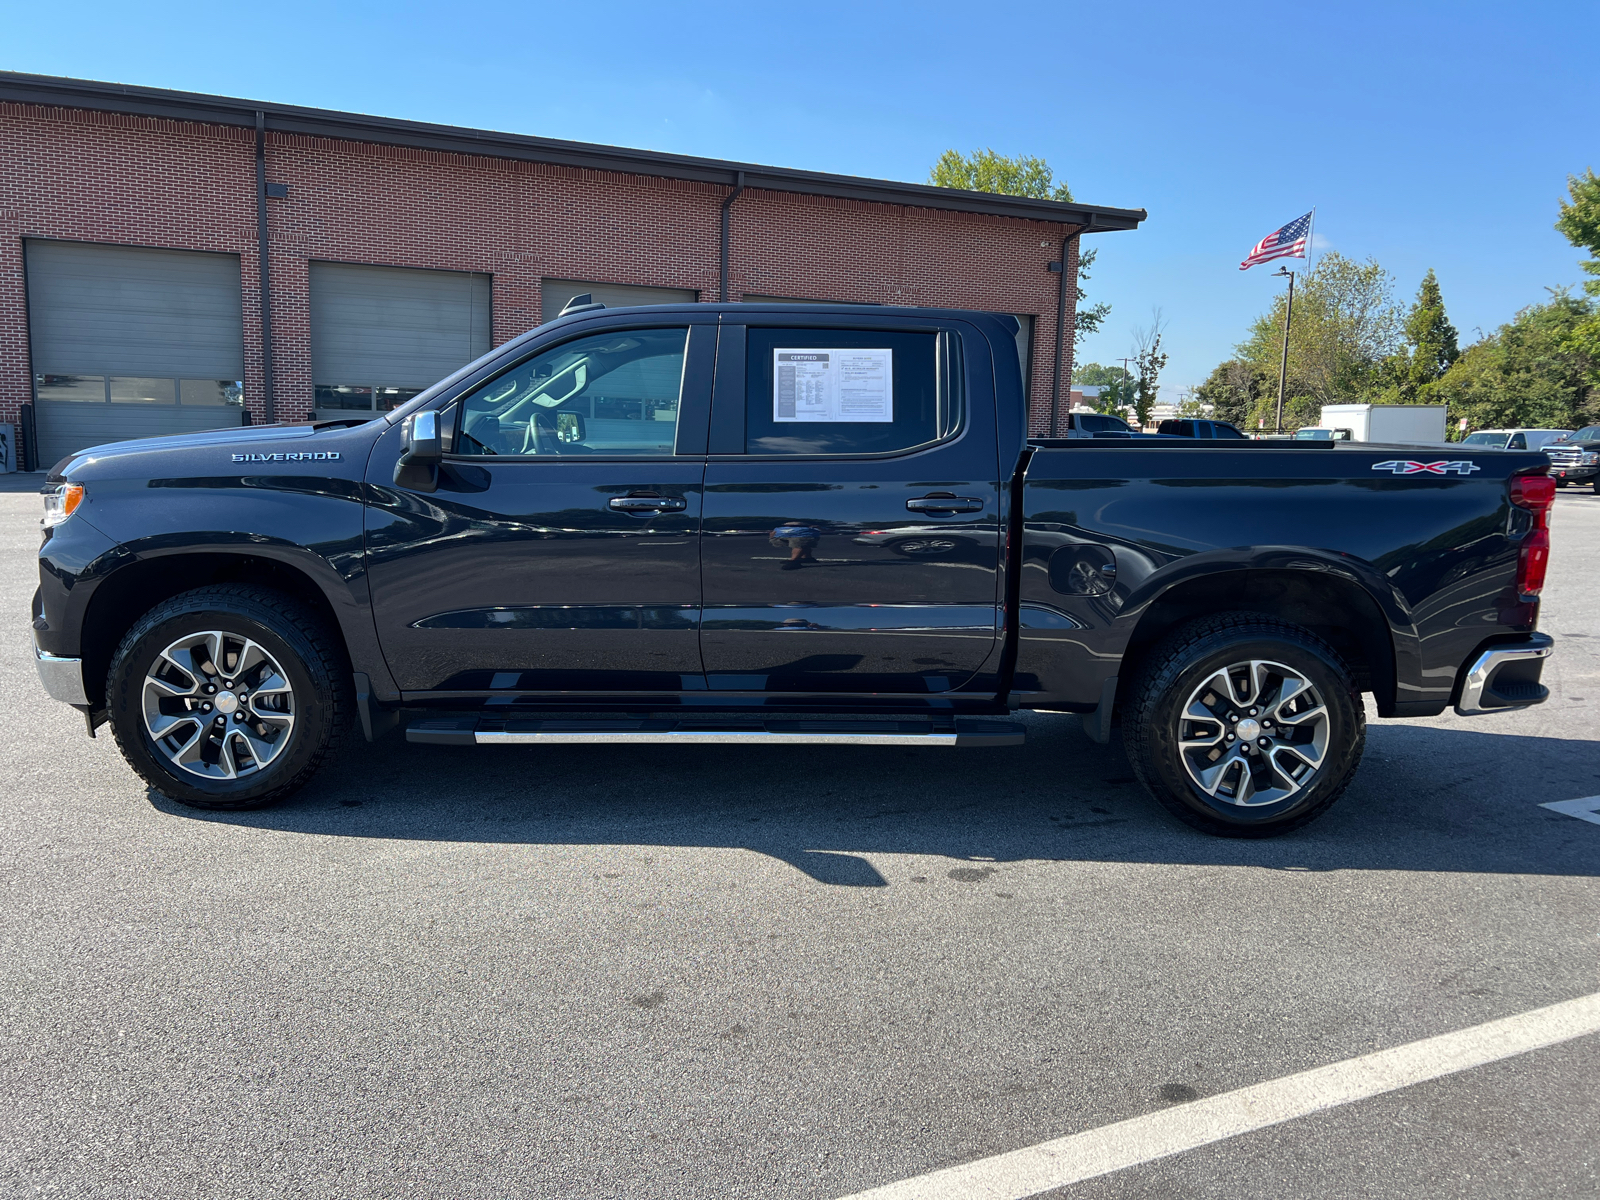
[[1371, 460, 1480, 475]]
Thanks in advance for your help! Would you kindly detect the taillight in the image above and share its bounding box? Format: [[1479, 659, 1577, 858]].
[[1509, 473, 1554, 596]]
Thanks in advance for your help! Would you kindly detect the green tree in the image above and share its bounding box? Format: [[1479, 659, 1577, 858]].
[[1433, 290, 1598, 436], [1194, 359, 1268, 429], [1373, 269, 1460, 403], [1555, 168, 1600, 380], [1131, 314, 1169, 428], [1230, 252, 1402, 429], [928, 148, 1073, 201], [1075, 362, 1133, 388], [928, 148, 1106, 344], [1093, 376, 1132, 417]]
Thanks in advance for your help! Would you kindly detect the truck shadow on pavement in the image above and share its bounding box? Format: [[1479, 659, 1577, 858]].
[[150, 716, 1600, 886]]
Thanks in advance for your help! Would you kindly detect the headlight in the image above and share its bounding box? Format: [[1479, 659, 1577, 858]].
[[1583, 451, 1599, 465], [41, 483, 84, 529]]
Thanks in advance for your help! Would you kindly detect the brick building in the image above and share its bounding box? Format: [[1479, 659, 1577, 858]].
[[0, 71, 1143, 469]]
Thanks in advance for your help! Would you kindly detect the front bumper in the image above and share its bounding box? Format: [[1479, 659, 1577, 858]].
[[34, 636, 89, 706], [1454, 633, 1553, 716], [1551, 470, 1598, 485]]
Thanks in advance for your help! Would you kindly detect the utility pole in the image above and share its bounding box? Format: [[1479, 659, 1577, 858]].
[[1271, 266, 1295, 433], [1118, 356, 1135, 423]]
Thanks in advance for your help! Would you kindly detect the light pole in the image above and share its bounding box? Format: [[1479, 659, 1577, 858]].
[[1271, 266, 1295, 433]]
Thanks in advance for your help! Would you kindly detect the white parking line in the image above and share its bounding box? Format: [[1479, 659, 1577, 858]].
[[840, 991, 1600, 1200], [1541, 796, 1600, 826]]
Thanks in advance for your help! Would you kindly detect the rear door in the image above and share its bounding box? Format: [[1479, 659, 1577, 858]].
[[699, 315, 1003, 696]]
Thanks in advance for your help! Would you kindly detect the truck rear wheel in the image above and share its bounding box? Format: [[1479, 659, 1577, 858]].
[[1123, 613, 1365, 837], [106, 586, 351, 810]]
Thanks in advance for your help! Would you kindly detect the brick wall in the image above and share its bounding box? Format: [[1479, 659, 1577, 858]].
[[0, 102, 1076, 437]]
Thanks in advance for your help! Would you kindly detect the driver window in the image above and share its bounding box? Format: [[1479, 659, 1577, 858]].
[[455, 327, 688, 456], [1507, 433, 1527, 450]]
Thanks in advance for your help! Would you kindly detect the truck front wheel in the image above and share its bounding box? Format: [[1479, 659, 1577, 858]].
[[106, 585, 351, 810], [1123, 614, 1365, 837]]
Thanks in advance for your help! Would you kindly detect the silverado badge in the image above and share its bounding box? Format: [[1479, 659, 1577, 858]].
[[231, 452, 343, 462], [1370, 460, 1480, 475]]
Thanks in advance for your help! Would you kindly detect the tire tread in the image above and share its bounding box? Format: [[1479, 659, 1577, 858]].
[[1123, 611, 1366, 837], [106, 585, 350, 809]]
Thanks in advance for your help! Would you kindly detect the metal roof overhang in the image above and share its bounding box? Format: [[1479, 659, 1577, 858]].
[[0, 71, 1146, 233]]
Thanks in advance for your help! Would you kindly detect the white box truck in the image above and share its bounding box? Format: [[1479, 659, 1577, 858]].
[[1317, 404, 1448, 445]]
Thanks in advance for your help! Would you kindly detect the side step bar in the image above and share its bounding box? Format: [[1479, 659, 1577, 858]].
[[406, 717, 1025, 748]]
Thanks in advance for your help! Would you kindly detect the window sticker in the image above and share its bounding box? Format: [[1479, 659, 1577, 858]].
[[773, 348, 892, 422]]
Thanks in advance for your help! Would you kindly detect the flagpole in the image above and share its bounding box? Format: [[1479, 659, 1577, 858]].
[[1272, 266, 1295, 433]]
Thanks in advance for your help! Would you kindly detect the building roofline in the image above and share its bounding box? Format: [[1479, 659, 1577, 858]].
[[0, 71, 1146, 232]]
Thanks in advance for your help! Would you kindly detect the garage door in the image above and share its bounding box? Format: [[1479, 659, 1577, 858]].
[[541, 278, 697, 323], [310, 262, 492, 417], [26, 240, 246, 469]]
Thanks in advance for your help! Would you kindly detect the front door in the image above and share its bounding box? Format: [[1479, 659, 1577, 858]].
[[366, 320, 715, 696], [699, 319, 1003, 697]]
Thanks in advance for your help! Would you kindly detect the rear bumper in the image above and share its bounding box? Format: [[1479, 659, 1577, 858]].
[[1454, 633, 1553, 716], [35, 637, 89, 706]]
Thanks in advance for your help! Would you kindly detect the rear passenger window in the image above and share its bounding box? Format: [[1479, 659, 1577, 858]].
[[743, 328, 956, 455]]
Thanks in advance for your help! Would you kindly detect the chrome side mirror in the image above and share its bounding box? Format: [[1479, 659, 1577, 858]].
[[395, 409, 443, 491], [402, 410, 442, 463]]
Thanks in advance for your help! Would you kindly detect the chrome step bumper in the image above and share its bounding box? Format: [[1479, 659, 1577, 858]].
[[1455, 634, 1553, 716], [407, 717, 1026, 748]]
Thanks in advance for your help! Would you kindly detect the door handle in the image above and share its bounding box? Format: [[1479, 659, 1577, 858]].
[[609, 494, 688, 512], [906, 494, 984, 514]]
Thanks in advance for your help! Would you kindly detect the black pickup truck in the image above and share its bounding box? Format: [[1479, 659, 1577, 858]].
[[33, 303, 1556, 836]]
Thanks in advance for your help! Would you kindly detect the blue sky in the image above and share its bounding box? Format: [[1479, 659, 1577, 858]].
[[3, 0, 1595, 393]]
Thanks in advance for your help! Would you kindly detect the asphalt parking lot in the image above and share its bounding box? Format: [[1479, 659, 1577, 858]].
[[2, 476, 1596, 1199]]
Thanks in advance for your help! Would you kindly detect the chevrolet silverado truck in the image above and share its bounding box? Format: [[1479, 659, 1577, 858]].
[[1545, 424, 1600, 490], [33, 303, 1557, 836]]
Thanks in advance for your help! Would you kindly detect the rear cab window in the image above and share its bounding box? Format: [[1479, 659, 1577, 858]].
[[739, 327, 959, 455]]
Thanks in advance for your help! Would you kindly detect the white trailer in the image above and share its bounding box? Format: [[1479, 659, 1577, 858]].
[[1318, 404, 1448, 445]]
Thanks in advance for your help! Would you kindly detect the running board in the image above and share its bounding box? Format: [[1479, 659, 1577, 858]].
[[406, 717, 1025, 748]]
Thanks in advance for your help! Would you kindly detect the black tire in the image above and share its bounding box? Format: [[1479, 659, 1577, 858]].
[[1122, 612, 1365, 838], [106, 585, 351, 810]]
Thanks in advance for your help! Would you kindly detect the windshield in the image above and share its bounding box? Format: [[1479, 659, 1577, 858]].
[[1569, 425, 1600, 441], [1295, 428, 1331, 440], [1526, 431, 1571, 449], [1461, 432, 1507, 447]]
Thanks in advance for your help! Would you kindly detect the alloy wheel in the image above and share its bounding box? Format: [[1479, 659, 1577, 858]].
[[1176, 658, 1329, 806], [141, 631, 296, 780]]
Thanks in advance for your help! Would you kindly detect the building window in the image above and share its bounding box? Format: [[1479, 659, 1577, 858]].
[[313, 384, 425, 413], [34, 374, 106, 402], [35, 374, 243, 407]]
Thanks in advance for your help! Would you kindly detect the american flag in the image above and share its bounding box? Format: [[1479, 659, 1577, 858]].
[[1240, 212, 1312, 270]]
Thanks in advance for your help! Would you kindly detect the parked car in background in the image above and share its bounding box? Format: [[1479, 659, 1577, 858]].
[[1294, 427, 1354, 441], [1062, 411, 1136, 438], [1156, 419, 1247, 439], [1460, 429, 1573, 452], [1544, 424, 1600, 489]]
